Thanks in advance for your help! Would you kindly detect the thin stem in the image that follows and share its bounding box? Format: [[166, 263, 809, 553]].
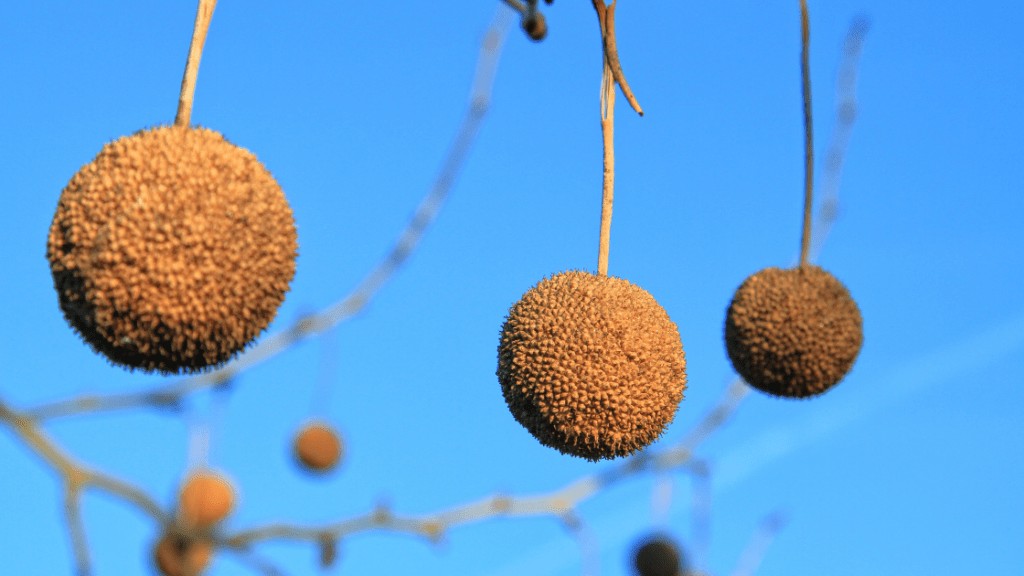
[[595, 1, 617, 276], [598, 63, 616, 276], [64, 484, 91, 576], [175, 0, 218, 127], [799, 0, 814, 267]]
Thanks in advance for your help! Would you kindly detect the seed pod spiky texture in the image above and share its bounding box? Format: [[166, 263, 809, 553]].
[[293, 421, 344, 473], [724, 265, 863, 398], [178, 470, 235, 528], [632, 534, 685, 576], [153, 532, 214, 576], [497, 271, 686, 461], [46, 125, 298, 374]]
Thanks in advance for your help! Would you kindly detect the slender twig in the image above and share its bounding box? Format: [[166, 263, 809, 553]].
[[810, 16, 869, 262], [690, 460, 712, 574], [64, 484, 91, 576], [175, 0, 218, 127], [730, 511, 789, 576], [501, 0, 528, 17], [799, 0, 814, 267], [29, 10, 514, 422]]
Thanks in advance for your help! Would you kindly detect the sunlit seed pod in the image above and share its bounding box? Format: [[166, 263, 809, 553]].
[[178, 469, 236, 527], [153, 532, 214, 576], [293, 421, 344, 473], [497, 270, 686, 461], [724, 265, 863, 398], [47, 125, 298, 374], [521, 12, 547, 41], [632, 534, 685, 576]]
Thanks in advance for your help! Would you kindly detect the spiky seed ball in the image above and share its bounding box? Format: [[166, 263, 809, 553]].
[[632, 535, 685, 576], [497, 270, 686, 461], [153, 532, 214, 576], [293, 421, 344, 473], [46, 125, 298, 374], [724, 265, 862, 398], [178, 470, 235, 527]]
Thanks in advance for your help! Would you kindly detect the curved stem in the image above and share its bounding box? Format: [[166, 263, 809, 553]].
[[799, 0, 814, 267], [175, 0, 218, 127]]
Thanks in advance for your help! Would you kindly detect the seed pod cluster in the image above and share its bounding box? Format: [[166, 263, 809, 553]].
[[293, 421, 344, 473], [497, 271, 686, 461], [632, 534, 686, 576], [724, 265, 862, 398], [178, 469, 236, 528], [47, 125, 298, 374]]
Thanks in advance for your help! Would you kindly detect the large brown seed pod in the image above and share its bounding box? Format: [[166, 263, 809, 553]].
[[153, 532, 214, 576], [178, 469, 236, 528], [497, 270, 687, 461], [724, 265, 863, 398], [46, 125, 298, 374], [293, 421, 344, 473]]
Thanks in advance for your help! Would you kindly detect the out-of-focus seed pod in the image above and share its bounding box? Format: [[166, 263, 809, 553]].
[[293, 421, 344, 473], [178, 469, 236, 528], [153, 532, 214, 576]]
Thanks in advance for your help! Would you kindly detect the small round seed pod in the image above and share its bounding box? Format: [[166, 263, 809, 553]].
[[153, 532, 214, 576], [497, 270, 686, 461], [178, 469, 235, 528], [47, 125, 298, 374], [293, 421, 344, 473], [521, 12, 547, 41], [724, 265, 863, 398], [632, 534, 685, 576]]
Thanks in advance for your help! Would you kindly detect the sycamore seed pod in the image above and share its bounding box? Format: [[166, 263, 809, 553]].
[[632, 534, 686, 576], [521, 12, 548, 41], [47, 125, 298, 374], [293, 421, 344, 473], [497, 271, 686, 461], [178, 469, 236, 528], [724, 265, 863, 398], [153, 532, 214, 576]]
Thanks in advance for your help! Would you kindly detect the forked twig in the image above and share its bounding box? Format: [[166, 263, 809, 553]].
[[593, 0, 643, 116]]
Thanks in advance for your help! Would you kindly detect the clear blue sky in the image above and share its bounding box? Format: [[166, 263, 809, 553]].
[[2, 2, 1022, 575]]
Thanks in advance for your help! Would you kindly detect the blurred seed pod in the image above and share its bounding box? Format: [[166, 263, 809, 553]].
[[47, 125, 298, 374], [724, 265, 863, 398], [178, 469, 236, 528], [521, 12, 547, 41], [293, 421, 344, 473], [153, 532, 214, 576], [497, 271, 686, 461], [632, 534, 686, 576]]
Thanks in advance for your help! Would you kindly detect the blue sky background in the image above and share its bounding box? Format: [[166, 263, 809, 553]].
[[2, 2, 1022, 575]]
